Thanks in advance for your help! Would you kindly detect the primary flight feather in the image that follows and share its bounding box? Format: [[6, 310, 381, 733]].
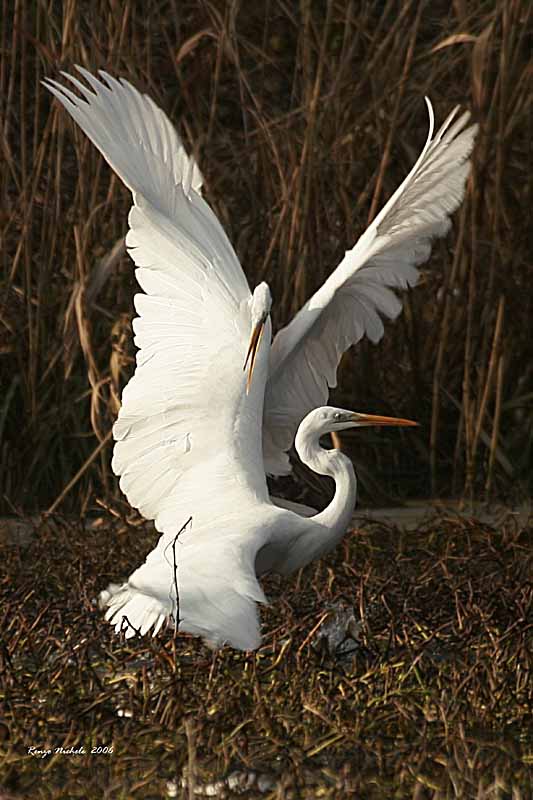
[[44, 68, 476, 649]]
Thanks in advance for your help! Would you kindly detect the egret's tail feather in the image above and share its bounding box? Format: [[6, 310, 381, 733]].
[[100, 583, 169, 639]]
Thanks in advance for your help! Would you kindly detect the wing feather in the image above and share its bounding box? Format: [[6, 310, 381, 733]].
[[44, 69, 269, 535], [264, 100, 477, 474], [45, 69, 280, 649]]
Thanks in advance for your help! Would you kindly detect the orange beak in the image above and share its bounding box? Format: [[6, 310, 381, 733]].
[[243, 319, 266, 395], [348, 412, 418, 427]]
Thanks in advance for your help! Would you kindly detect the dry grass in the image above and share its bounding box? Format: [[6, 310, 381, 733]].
[[1, 511, 531, 797], [1, 1, 531, 514]]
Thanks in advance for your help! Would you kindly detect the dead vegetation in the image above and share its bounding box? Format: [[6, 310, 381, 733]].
[[1, 512, 531, 798], [1, 0, 531, 514]]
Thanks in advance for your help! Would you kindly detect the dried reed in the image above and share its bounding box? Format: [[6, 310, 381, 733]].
[[1, 0, 531, 513]]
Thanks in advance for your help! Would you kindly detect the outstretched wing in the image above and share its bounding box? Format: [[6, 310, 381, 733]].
[[264, 100, 477, 474], [44, 68, 269, 534]]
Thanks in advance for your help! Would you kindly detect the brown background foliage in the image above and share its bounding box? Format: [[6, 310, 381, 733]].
[[1, 0, 532, 514]]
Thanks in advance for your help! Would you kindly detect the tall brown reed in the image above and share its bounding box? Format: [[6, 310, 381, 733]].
[[1, 0, 531, 514]]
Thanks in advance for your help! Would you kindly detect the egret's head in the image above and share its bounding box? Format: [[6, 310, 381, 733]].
[[244, 283, 272, 394], [250, 282, 272, 325], [306, 406, 418, 437]]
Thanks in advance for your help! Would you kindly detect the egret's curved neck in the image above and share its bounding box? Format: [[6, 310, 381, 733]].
[[295, 423, 357, 537]]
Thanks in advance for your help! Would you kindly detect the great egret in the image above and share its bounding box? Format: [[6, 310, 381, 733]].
[[44, 68, 476, 650]]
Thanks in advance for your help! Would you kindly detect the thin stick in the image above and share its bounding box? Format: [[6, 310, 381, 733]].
[[184, 716, 197, 800], [485, 351, 505, 497], [473, 295, 505, 455], [430, 205, 467, 495], [46, 430, 112, 513], [163, 516, 193, 636], [296, 611, 329, 657], [367, 2, 421, 224], [171, 517, 192, 631]]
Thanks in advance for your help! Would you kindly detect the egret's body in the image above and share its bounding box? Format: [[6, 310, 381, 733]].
[[104, 405, 405, 650], [44, 68, 476, 650]]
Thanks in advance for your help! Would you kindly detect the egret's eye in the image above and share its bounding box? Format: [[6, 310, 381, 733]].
[[334, 412, 341, 421]]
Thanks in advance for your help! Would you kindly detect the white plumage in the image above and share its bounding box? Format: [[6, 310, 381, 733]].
[[264, 99, 477, 474], [44, 68, 476, 650]]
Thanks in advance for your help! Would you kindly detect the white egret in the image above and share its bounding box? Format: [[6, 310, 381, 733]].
[[44, 68, 476, 650]]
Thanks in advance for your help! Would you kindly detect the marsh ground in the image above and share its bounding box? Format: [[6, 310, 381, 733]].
[[1, 510, 531, 798]]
